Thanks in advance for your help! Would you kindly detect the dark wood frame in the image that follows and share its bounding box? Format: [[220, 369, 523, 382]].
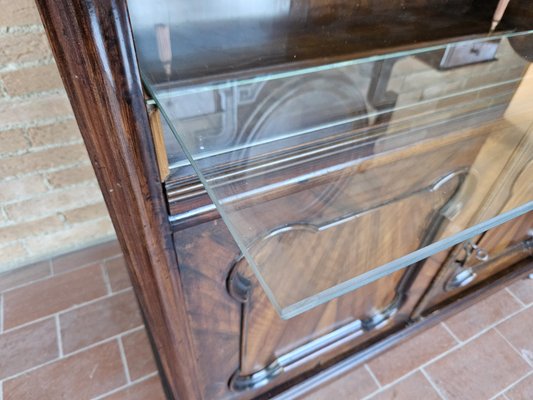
[[34, 1, 202, 398]]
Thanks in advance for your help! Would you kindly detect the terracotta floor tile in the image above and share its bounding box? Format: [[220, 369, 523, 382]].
[[367, 324, 457, 385], [302, 365, 378, 400], [507, 278, 533, 305], [0, 260, 51, 292], [3, 264, 107, 329], [497, 306, 533, 365], [367, 372, 441, 400], [3, 340, 126, 400], [105, 256, 131, 292], [0, 318, 58, 380], [52, 240, 121, 274], [60, 290, 143, 354], [2, 228, 531, 399], [444, 289, 522, 341], [122, 329, 157, 381], [425, 329, 530, 400], [505, 373, 533, 400], [101, 375, 166, 400]]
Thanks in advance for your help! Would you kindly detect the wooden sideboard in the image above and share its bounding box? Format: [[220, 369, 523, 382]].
[[35, 1, 532, 399]]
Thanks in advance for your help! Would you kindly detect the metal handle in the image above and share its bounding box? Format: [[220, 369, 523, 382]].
[[230, 319, 364, 391], [231, 293, 405, 391], [445, 266, 478, 291]]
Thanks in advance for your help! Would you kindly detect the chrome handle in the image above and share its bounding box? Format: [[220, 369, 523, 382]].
[[230, 319, 364, 391], [463, 240, 490, 263], [445, 267, 477, 291]]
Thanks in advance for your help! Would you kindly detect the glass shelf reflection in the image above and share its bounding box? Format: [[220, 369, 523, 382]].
[[141, 31, 533, 319]]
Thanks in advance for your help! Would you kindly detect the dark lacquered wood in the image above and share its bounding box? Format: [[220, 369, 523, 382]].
[[34, 1, 202, 399], [131, 0, 532, 87], [173, 218, 411, 399]]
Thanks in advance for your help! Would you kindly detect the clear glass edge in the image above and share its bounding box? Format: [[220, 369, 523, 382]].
[[278, 203, 533, 319], [166, 74, 527, 169], [150, 29, 533, 98], [151, 76, 533, 319], [141, 29, 533, 319], [144, 78, 286, 316]]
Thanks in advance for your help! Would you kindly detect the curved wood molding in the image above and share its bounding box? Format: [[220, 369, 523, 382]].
[[34, 0, 202, 398]]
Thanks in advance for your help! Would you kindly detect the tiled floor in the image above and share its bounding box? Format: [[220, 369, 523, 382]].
[[0, 241, 531, 400], [0, 241, 165, 400], [305, 274, 533, 400]]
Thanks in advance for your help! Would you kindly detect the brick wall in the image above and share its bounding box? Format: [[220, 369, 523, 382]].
[[0, 0, 115, 272]]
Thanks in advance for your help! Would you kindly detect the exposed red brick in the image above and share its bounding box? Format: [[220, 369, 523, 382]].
[[0, 0, 41, 26], [0, 32, 50, 65], [1, 64, 63, 96]]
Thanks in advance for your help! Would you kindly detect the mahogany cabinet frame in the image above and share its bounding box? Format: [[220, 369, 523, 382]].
[[34, 0, 202, 398]]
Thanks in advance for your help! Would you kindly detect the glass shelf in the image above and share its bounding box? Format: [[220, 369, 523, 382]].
[[139, 27, 533, 318]]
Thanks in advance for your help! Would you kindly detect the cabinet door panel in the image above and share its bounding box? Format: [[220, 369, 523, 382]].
[[231, 129, 487, 311], [173, 122, 493, 397], [244, 174, 458, 311], [170, 70, 533, 397], [228, 131, 488, 388]]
